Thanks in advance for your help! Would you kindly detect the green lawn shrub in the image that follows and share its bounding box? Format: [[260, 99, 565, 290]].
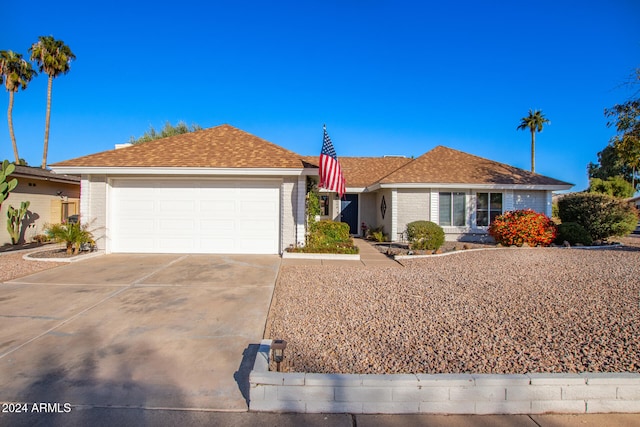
[[406, 220, 445, 250], [296, 220, 358, 254], [44, 221, 95, 255], [555, 222, 592, 246], [488, 209, 556, 247], [557, 193, 638, 241]]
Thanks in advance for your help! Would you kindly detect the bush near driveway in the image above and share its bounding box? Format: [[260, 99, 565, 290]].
[[488, 209, 556, 247], [557, 192, 638, 241], [289, 220, 359, 254], [44, 222, 94, 255]]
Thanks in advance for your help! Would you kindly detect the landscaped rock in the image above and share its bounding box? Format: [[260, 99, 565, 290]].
[[267, 247, 640, 375]]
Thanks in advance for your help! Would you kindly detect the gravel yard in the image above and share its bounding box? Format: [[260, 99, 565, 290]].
[[267, 245, 640, 374], [0, 250, 67, 282]]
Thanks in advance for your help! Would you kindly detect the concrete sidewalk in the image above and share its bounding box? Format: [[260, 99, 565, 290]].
[[1, 410, 639, 426]]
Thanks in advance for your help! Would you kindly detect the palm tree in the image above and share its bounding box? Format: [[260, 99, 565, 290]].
[[0, 51, 37, 163], [29, 36, 75, 169], [517, 109, 550, 173]]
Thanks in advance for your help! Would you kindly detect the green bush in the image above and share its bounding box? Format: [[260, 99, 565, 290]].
[[45, 221, 94, 255], [365, 225, 386, 242], [557, 193, 638, 241], [300, 220, 359, 254], [555, 222, 592, 246], [488, 209, 557, 247], [406, 220, 445, 250]]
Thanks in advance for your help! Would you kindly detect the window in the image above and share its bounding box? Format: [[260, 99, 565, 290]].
[[476, 192, 502, 226], [320, 195, 329, 216], [439, 192, 466, 226]]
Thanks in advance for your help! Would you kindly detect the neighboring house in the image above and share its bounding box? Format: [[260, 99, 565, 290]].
[[627, 195, 640, 210], [50, 124, 572, 254], [0, 166, 80, 246]]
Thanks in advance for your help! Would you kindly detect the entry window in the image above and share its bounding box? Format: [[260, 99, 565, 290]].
[[439, 192, 466, 226], [320, 195, 329, 216], [476, 193, 503, 226]]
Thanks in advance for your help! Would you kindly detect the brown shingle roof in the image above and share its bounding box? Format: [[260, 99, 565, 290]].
[[380, 145, 572, 186], [52, 124, 307, 169], [12, 165, 80, 184], [303, 156, 412, 187]]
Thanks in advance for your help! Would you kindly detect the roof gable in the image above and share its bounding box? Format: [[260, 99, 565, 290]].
[[52, 124, 307, 169], [303, 156, 412, 187], [379, 146, 572, 187]]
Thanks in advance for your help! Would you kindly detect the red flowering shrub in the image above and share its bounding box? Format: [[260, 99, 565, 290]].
[[488, 209, 557, 247]]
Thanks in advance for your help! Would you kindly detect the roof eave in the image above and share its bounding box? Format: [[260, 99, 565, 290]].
[[11, 171, 81, 184], [49, 166, 312, 176], [371, 182, 574, 191]]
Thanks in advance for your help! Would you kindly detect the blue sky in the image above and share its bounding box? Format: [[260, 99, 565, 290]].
[[2, 0, 639, 192]]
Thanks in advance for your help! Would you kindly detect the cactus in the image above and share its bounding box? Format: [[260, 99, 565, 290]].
[[0, 160, 18, 208], [7, 200, 30, 245]]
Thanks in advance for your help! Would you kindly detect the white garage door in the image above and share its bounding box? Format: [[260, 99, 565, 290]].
[[110, 179, 280, 254]]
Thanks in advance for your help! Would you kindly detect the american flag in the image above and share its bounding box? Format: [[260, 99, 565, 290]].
[[319, 125, 346, 198]]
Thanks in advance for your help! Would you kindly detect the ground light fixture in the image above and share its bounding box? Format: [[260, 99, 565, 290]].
[[271, 339, 287, 372]]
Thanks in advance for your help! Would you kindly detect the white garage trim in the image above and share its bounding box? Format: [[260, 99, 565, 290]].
[[108, 178, 281, 254]]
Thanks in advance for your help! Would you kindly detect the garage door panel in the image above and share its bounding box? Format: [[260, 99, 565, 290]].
[[200, 200, 236, 216], [159, 200, 196, 213], [239, 220, 277, 238], [119, 199, 154, 213], [158, 219, 194, 233], [117, 218, 155, 233], [110, 179, 280, 254], [238, 200, 277, 216]]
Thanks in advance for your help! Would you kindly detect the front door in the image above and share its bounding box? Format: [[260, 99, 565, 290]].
[[340, 194, 359, 235]]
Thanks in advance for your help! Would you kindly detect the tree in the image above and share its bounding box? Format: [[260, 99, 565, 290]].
[[605, 99, 640, 191], [588, 176, 635, 198], [128, 120, 203, 144], [517, 109, 550, 173], [29, 36, 76, 169], [588, 144, 634, 184], [0, 51, 37, 163]]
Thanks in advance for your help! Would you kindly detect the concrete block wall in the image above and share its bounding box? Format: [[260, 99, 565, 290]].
[[249, 340, 640, 414]]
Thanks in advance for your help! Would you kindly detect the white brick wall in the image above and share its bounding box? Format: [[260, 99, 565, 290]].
[[396, 189, 430, 238], [250, 339, 640, 414], [281, 177, 296, 253], [84, 175, 107, 250], [513, 190, 546, 213]]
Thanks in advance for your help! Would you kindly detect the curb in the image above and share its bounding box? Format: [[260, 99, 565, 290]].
[[282, 252, 361, 261], [23, 249, 106, 263], [393, 244, 627, 260]]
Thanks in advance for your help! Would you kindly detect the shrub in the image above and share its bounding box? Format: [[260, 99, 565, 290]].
[[45, 221, 94, 255], [371, 230, 387, 242], [488, 209, 556, 247], [406, 220, 445, 250], [365, 225, 386, 242], [557, 192, 638, 241], [555, 222, 592, 246], [301, 220, 359, 254]]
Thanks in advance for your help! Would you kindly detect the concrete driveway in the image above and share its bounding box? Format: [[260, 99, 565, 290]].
[[0, 253, 280, 411]]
